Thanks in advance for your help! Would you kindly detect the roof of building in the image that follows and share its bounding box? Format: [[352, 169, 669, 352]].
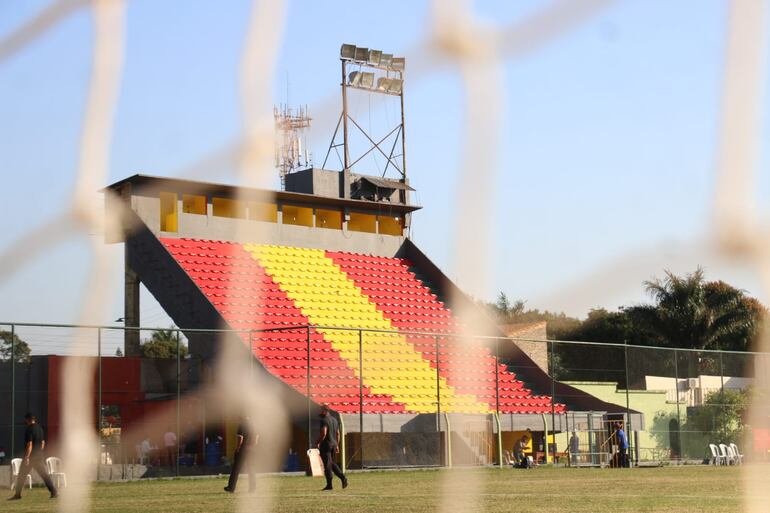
[[105, 174, 422, 214], [357, 175, 415, 191]]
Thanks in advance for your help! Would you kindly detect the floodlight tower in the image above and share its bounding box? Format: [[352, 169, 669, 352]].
[[323, 44, 407, 199], [274, 104, 313, 189]]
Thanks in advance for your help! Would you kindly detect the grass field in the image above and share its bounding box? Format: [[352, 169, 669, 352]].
[[4, 466, 744, 513]]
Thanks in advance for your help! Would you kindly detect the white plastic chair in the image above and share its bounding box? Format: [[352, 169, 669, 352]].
[[135, 444, 145, 465], [730, 443, 743, 465], [46, 456, 67, 488], [719, 444, 734, 465], [10, 458, 32, 491], [708, 444, 723, 465]]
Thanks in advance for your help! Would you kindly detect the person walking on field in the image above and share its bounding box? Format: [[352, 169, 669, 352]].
[[316, 404, 347, 491], [224, 417, 258, 493], [8, 413, 57, 500]]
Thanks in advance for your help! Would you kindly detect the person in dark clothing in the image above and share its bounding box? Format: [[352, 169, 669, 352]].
[[8, 413, 57, 500], [316, 404, 347, 491], [224, 417, 258, 493], [615, 422, 630, 468]]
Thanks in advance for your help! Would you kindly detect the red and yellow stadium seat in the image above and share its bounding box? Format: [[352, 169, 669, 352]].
[[161, 238, 565, 415]]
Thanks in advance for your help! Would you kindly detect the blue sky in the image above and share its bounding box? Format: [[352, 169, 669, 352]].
[[1, 0, 769, 340]]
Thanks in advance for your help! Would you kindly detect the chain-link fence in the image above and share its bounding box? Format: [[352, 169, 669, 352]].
[[2, 321, 765, 482]]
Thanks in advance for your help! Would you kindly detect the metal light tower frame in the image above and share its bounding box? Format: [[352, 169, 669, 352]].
[[323, 44, 407, 198]]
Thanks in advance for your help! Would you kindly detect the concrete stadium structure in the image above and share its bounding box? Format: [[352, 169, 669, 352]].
[[94, 170, 640, 469]]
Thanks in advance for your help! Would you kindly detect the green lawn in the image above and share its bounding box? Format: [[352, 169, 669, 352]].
[[4, 466, 743, 513]]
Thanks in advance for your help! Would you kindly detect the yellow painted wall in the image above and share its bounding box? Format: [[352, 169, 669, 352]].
[[212, 197, 246, 219], [159, 192, 178, 232], [248, 202, 277, 223], [378, 215, 403, 236], [182, 194, 206, 215], [315, 208, 342, 230], [348, 212, 376, 233], [282, 205, 313, 227]]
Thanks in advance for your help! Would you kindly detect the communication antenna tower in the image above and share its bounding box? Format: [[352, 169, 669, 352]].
[[274, 104, 312, 189]]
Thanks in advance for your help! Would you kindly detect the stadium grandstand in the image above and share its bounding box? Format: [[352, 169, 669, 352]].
[[97, 170, 640, 470]]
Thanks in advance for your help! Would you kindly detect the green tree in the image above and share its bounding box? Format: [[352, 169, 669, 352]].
[[0, 330, 31, 363], [680, 388, 750, 457], [626, 268, 763, 352], [140, 327, 188, 359], [481, 292, 580, 336], [495, 292, 511, 317]]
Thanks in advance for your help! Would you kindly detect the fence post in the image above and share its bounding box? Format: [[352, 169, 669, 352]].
[[339, 415, 346, 474], [306, 326, 311, 452], [444, 413, 452, 468], [719, 351, 726, 440], [549, 340, 556, 463], [176, 329, 181, 477], [495, 338, 501, 467], [673, 349, 682, 459], [623, 342, 632, 466], [359, 329, 364, 469], [494, 338, 500, 418], [97, 327, 102, 479], [565, 413, 571, 467], [435, 334, 442, 466], [435, 335, 441, 429], [10, 324, 15, 459]]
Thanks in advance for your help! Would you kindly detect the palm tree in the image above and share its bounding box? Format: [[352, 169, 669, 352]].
[[627, 268, 762, 352]]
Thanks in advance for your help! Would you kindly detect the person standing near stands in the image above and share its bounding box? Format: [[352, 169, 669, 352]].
[[513, 434, 531, 469], [569, 431, 580, 466], [8, 413, 57, 500], [316, 404, 347, 491], [616, 421, 630, 468], [224, 417, 258, 493], [163, 427, 177, 467]]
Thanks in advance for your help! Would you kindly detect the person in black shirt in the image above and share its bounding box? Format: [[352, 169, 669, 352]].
[[224, 417, 258, 493], [316, 404, 347, 491], [8, 413, 57, 500]]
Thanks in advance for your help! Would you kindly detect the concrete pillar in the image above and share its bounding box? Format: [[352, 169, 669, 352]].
[[341, 168, 351, 199], [124, 244, 141, 357]]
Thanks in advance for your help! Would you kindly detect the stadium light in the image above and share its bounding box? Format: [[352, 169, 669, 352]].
[[349, 71, 374, 88], [387, 78, 403, 94], [368, 49, 382, 66], [340, 44, 405, 72], [354, 46, 369, 61], [360, 72, 375, 88], [340, 44, 356, 60], [375, 78, 402, 94]]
